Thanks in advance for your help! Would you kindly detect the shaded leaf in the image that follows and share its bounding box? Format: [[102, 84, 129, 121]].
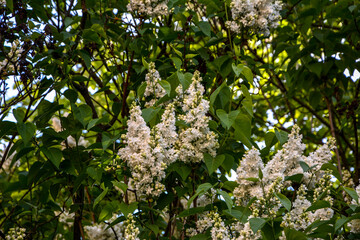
[[204, 153, 225, 174]]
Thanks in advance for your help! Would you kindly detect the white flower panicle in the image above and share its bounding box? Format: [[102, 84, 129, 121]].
[[119, 68, 218, 197], [281, 184, 312, 230], [281, 174, 334, 231], [186, 211, 230, 240], [152, 103, 179, 165], [0, 0, 6, 7], [124, 214, 140, 240], [5, 228, 26, 240], [119, 104, 166, 197], [176, 71, 219, 163], [0, 40, 24, 75], [84, 224, 116, 240], [127, 0, 168, 16], [233, 147, 264, 204], [349, 182, 360, 233], [210, 212, 231, 240], [263, 125, 306, 184], [84, 215, 124, 239], [232, 221, 261, 240], [144, 62, 166, 107], [226, 0, 282, 35]]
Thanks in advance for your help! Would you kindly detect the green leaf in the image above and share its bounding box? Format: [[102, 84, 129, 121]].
[[112, 101, 122, 116], [99, 203, 113, 222], [93, 187, 108, 207], [222, 181, 238, 192], [178, 207, 205, 218], [112, 181, 128, 193], [42, 147, 62, 169], [0, 121, 16, 138], [13, 108, 25, 123], [309, 91, 321, 109], [198, 21, 211, 37], [306, 200, 331, 212], [15, 147, 35, 161], [335, 216, 351, 232], [221, 154, 235, 173], [275, 128, 288, 145], [142, 107, 160, 123], [142, 58, 149, 69], [204, 153, 225, 174], [232, 114, 252, 148], [119, 202, 138, 217], [83, 29, 102, 45], [188, 183, 212, 208], [284, 173, 303, 183], [171, 57, 182, 70], [190, 234, 208, 240], [73, 104, 92, 127], [159, 80, 171, 96], [79, 50, 91, 69], [258, 168, 263, 180], [249, 218, 266, 233], [64, 89, 78, 103], [102, 132, 114, 150], [223, 207, 251, 223], [6, 0, 13, 11], [17, 122, 36, 144], [241, 85, 253, 117], [156, 192, 175, 210], [147, 224, 159, 235], [218, 190, 233, 212], [232, 64, 253, 84], [275, 193, 291, 211], [320, 163, 341, 181], [299, 161, 310, 172], [343, 187, 359, 203], [177, 72, 193, 91], [209, 82, 226, 113], [264, 132, 277, 148], [137, 82, 147, 98], [284, 228, 307, 240], [87, 167, 102, 183], [216, 109, 239, 129]]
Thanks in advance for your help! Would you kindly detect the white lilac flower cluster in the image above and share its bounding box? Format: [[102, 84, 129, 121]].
[[119, 104, 167, 197], [0, 0, 6, 7], [55, 211, 124, 239], [226, 0, 282, 35], [236, 125, 335, 195], [119, 67, 218, 198], [0, 40, 24, 75], [144, 62, 166, 107], [176, 71, 219, 163], [186, 211, 230, 240], [124, 214, 140, 240], [5, 228, 26, 240], [127, 0, 168, 16], [84, 219, 124, 240], [232, 125, 336, 238], [349, 183, 360, 233], [281, 175, 334, 232], [231, 220, 261, 240]]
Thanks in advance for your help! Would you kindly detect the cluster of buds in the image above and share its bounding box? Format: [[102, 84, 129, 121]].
[[124, 214, 140, 240], [6, 228, 26, 240]]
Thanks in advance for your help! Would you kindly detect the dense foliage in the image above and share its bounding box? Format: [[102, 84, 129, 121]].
[[0, 0, 360, 239]]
